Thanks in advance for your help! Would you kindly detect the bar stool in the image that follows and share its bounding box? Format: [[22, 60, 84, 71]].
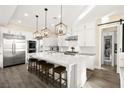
[[43, 63, 54, 84], [53, 66, 67, 88], [35, 60, 43, 76], [28, 58, 38, 73], [38, 60, 47, 78]]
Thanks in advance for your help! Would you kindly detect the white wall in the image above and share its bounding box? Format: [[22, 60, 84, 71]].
[[42, 37, 58, 51], [43, 37, 58, 46]]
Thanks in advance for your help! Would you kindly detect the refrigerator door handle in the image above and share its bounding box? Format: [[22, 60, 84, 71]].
[[12, 43, 13, 55], [14, 43, 16, 54]]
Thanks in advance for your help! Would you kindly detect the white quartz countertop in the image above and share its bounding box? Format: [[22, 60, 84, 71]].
[[30, 53, 87, 67]]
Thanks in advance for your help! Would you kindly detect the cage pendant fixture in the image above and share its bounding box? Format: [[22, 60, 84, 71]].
[[41, 8, 50, 38], [55, 5, 67, 36], [33, 15, 42, 40]]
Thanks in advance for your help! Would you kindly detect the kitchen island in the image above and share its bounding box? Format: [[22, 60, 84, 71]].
[[28, 52, 95, 88]]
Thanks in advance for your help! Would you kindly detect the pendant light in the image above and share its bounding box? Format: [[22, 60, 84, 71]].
[[55, 5, 67, 36], [41, 8, 50, 38], [33, 15, 42, 40]]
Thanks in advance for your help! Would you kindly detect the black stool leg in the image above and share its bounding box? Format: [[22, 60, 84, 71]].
[[35, 62, 37, 74], [37, 63, 39, 75], [53, 71, 55, 87], [38, 64, 40, 77], [41, 66, 45, 81], [34, 62, 37, 75], [66, 71, 67, 87], [60, 73, 62, 88], [45, 69, 50, 84], [31, 62, 32, 72], [28, 62, 30, 71]]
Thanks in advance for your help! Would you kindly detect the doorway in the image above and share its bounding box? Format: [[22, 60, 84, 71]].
[[101, 27, 117, 73]]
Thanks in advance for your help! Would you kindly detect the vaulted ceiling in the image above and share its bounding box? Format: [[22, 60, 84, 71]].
[[0, 5, 17, 26], [0, 5, 88, 30], [1, 5, 124, 31]]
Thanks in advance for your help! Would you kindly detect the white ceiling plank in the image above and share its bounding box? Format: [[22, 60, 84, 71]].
[[0, 5, 17, 26], [1, 5, 124, 31], [9, 5, 86, 30], [78, 5, 124, 24]]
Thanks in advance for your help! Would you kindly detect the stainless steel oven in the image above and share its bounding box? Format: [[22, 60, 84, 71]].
[[28, 40, 36, 53]]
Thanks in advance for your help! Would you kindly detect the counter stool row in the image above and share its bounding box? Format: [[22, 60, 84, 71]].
[[28, 58, 67, 88]]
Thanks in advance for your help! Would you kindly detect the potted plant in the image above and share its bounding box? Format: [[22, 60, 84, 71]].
[[71, 47, 75, 52]]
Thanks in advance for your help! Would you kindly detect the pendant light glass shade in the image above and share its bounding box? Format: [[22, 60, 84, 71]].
[[41, 8, 50, 38], [41, 27, 50, 38], [33, 15, 42, 40], [33, 31, 42, 40], [55, 5, 67, 36], [55, 22, 67, 36]]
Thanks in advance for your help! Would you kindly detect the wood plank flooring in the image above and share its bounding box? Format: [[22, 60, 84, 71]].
[[0, 64, 48, 88], [0, 64, 120, 88], [84, 65, 120, 88]]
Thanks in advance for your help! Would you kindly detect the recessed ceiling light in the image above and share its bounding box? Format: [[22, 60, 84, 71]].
[[18, 20, 22, 24], [24, 13, 28, 17]]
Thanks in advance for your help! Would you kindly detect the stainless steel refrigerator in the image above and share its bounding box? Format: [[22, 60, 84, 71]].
[[3, 33, 26, 67]]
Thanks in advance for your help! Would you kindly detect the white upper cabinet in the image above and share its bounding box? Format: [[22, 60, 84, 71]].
[[77, 26, 85, 46], [85, 26, 96, 46], [78, 22, 96, 46]]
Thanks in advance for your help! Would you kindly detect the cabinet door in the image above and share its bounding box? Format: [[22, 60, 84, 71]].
[[78, 30, 85, 46], [85, 27, 96, 46]]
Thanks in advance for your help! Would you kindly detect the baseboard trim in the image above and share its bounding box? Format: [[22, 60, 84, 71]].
[[95, 65, 101, 69]]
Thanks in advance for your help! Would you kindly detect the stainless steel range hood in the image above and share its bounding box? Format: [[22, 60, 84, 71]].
[[65, 35, 78, 41]]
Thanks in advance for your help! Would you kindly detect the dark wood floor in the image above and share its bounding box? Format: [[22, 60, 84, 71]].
[[84, 65, 120, 88], [0, 64, 120, 88], [0, 64, 48, 88]]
